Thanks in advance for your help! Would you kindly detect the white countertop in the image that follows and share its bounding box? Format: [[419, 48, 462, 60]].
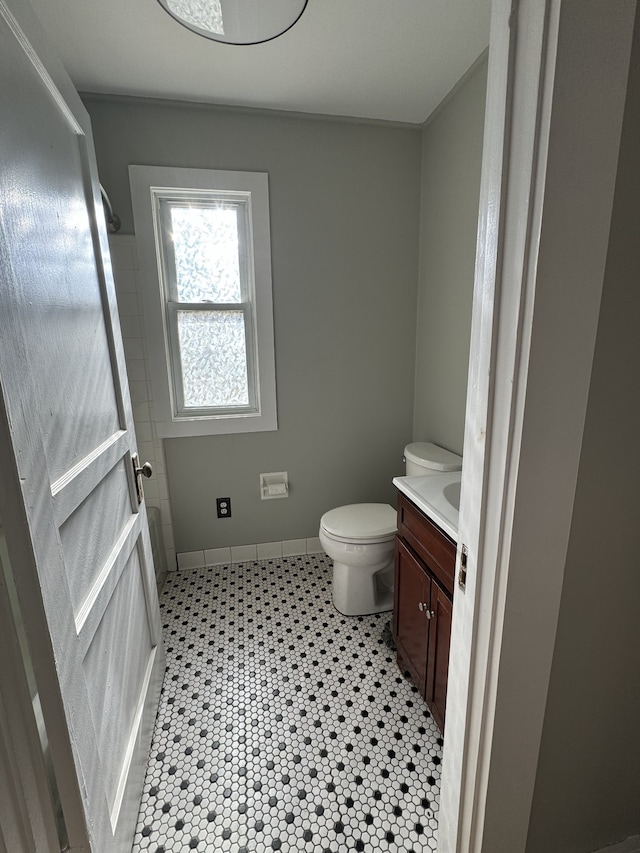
[[393, 472, 461, 541]]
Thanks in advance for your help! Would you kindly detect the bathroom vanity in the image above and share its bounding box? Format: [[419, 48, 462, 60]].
[[392, 473, 460, 733]]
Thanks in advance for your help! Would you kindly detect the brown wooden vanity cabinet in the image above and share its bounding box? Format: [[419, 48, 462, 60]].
[[392, 492, 456, 732]]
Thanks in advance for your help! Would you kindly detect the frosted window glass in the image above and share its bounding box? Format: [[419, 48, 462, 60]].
[[167, 0, 224, 34], [177, 311, 249, 408], [170, 206, 242, 303]]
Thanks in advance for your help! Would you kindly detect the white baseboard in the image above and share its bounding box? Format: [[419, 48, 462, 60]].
[[177, 537, 325, 570]]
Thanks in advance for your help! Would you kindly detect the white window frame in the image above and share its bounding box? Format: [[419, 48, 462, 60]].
[[129, 165, 277, 437]]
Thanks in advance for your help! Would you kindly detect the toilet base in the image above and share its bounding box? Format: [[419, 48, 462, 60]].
[[331, 555, 395, 616]]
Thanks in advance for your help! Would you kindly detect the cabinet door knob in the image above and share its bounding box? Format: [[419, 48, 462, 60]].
[[426, 610, 435, 620]]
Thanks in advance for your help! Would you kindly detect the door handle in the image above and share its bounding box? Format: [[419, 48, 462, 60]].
[[132, 453, 152, 504], [135, 460, 153, 479], [418, 602, 434, 619]]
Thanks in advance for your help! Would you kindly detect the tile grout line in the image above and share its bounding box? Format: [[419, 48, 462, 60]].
[[132, 554, 441, 852]]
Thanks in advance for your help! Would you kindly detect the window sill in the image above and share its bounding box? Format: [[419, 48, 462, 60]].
[[154, 408, 277, 438]]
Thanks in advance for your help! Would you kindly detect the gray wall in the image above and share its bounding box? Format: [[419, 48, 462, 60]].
[[84, 96, 421, 550], [526, 12, 640, 851], [413, 59, 488, 455]]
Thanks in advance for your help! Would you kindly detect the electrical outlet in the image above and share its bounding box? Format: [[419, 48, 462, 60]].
[[216, 497, 231, 519]]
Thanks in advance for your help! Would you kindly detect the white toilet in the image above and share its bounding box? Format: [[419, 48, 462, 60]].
[[319, 442, 463, 616]]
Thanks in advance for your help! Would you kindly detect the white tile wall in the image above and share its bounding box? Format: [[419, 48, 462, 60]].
[[179, 538, 326, 569], [231, 544, 258, 563], [204, 547, 232, 566], [306, 536, 323, 554], [282, 538, 307, 557], [256, 541, 283, 560], [110, 234, 176, 573], [177, 550, 205, 571]]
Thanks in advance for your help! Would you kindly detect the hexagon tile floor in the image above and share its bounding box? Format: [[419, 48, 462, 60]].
[[132, 554, 442, 853]]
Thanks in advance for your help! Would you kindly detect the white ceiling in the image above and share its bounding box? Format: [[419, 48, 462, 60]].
[[28, 0, 491, 125]]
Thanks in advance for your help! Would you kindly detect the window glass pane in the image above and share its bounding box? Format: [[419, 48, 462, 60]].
[[167, 0, 224, 35], [177, 310, 249, 408], [170, 205, 242, 303]]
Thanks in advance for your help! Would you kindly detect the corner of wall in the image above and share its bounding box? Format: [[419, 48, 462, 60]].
[[109, 234, 176, 573]]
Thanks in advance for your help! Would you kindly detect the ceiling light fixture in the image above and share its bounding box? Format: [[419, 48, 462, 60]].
[[156, 0, 309, 45]]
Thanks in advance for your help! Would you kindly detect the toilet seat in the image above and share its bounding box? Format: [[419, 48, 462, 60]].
[[320, 503, 397, 545]]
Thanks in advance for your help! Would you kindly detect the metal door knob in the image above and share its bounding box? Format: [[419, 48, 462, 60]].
[[135, 461, 153, 478]]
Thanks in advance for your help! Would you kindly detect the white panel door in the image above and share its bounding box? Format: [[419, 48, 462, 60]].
[[0, 2, 164, 851]]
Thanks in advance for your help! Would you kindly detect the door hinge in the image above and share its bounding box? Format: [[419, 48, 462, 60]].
[[458, 544, 468, 590]]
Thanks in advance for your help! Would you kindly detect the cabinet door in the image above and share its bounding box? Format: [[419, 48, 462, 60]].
[[394, 538, 430, 696], [425, 576, 452, 732]]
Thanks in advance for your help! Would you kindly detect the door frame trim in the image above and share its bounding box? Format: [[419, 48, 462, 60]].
[[440, 1, 637, 850]]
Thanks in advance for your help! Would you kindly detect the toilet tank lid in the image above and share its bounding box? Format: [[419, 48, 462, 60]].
[[404, 442, 462, 471], [321, 503, 397, 539]]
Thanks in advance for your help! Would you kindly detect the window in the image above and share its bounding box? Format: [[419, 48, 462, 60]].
[[129, 166, 277, 437]]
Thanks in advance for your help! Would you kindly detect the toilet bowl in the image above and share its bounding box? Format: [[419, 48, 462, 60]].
[[319, 503, 397, 616], [320, 442, 462, 616]]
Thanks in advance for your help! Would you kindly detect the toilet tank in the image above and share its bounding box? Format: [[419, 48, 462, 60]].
[[403, 442, 462, 477]]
